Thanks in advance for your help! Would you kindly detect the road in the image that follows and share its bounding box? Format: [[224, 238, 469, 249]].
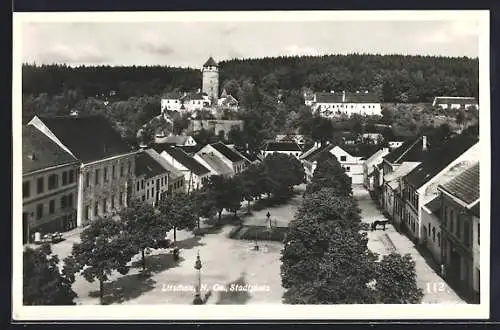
[[353, 185, 467, 304]]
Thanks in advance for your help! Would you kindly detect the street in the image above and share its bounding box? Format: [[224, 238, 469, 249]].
[[353, 185, 467, 304]]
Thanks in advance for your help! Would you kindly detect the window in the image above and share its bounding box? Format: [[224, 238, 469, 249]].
[[137, 181, 140, 191], [48, 174, 59, 190], [104, 167, 108, 182], [94, 203, 99, 217], [23, 181, 30, 198], [68, 193, 73, 207], [120, 165, 124, 177], [432, 227, 436, 242], [127, 161, 132, 175], [68, 170, 76, 183], [340, 156, 346, 162], [112, 165, 116, 179], [117, 192, 122, 206], [428, 223, 431, 236], [463, 220, 471, 247], [85, 172, 90, 188], [49, 200, 55, 214], [61, 195, 67, 209], [142, 195, 146, 201], [111, 195, 115, 209], [438, 232, 441, 247], [36, 203, 43, 220], [141, 180, 145, 190], [85, 206, 91, 220], [37, 177, 44, 194], [95, 169, 100, 185], [147, 190, 150, 199], [62, 171, 68, 185], [121, 192, 126, 205], [103, 199, 107, 213], [345, 166, 351, 172], [456, 212, 461, 238]]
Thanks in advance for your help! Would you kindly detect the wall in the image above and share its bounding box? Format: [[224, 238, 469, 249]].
[[77, 153, 136, 226], [421, 207, 442, 264], [329, 146, 364, 185], [263, 150, 302, 159], [315, 102, 382, 118], [132, 173, 169, 207], [23, 163, 79, 240], [161, 99, 182, 112]]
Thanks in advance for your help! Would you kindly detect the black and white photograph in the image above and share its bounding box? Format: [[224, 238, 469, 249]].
[[12, 10, 490, 320]]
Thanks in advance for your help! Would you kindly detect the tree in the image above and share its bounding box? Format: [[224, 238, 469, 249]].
[[121, 200, 172, 271], [310, 116, 334, 144], [263, 153, 305, 200], [203, 175, 244, 222], [158, 193, 198, 242], [306, 155, 352, 196], [68, 218, 136, 304], [375, 253, 424, 303], [23, 244, 77, 305]]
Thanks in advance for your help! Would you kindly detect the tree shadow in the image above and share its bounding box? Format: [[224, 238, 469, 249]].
[[215, 272, 252, 305], [88, 273, 156, 305], [175, 236, 206, 250], [131, 253, 185, 273]]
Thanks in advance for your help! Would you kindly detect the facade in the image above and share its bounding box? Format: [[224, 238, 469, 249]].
[[329, 145, 366, 185], [144, 148, 185, 196], [28, 115, 137, 227], [197, 142, 248, 176], [312, 90, 382, 118], [188, 119, 244, 139], [161, 92, 184, 112], [217, 90, 239, 110], [402, 136, 479, 243], [133, 149, 170, 206], [438, 163, 480, 303], [262, 141, 302, 159], [363, 147, 389, 191], [432, 96, 479, 110], [202, 57, 219, 102], [361, 133, 384, 145], [160, 147, 211, 193], [22, 126, 81, 243]]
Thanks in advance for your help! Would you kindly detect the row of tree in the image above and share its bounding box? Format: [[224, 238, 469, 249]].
[[280, 153, 423, 304]]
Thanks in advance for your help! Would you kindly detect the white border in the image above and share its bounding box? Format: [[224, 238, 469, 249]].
[[12, 10, 490, 321]]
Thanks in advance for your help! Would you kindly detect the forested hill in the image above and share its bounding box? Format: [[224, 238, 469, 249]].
[[22, 54, 478, 103]]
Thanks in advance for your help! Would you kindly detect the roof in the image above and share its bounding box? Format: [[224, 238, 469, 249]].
[[364, 148, 390, 174], [198, 153, 233, 176], [434, 96, 478, 105], [135, 151, 168, 179], [265, 141, 302, 152], [383, 162, 421, 182], [23, 125, 79, 174], [423, 196, 441, 213], [471, 202, 479, 217], [300, 144, 322, 160], [162, 91, 183, 99], [211, 142, 245, 162], [163, 147, 210, 176], [34, 115, 132, 163], [144, 148, 183, 181], [405, 135, 478, 188], [383, 136, 428, 164], [439, 162, 479, 206], [155, 135, 193, 145], [315, 91, 379, 104], [341, 144, 380, 159], [181, 92, 207, 101], [176, 145, 203, 155], [303, 144, 334, 162], [203, 57, 218, 67], [220, 95, 238, 106]]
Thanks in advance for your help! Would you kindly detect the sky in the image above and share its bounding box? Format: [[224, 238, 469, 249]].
[[20, 16, 481, 68]]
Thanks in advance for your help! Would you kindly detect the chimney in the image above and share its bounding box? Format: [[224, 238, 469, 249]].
[[422, 135, 428, 151], [342, 90, 346, 102]]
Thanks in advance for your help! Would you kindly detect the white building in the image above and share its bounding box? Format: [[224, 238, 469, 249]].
[[133, 149, 170, 207], [432, 96, 478, 110], [262, 141, 303, 159], [363, 147, 390, 191], [197, 142, 248, 176], [155, 134, 197, 146], [329, 146, 366, 185], [312, 90, 382, 118]]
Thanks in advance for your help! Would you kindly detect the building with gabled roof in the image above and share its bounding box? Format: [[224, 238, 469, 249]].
[[160, 146, 211, 193], [28, 115, 137, 227], [438, 162, 480, 302], [432, 96, 478, 110], [363, 147, 390, 191], [22, 125, 81, 243], [193, 152, 233, 177], [262, 141, 302, 159], [312, 90, 382, 118], [143, 148, 185, 196], [197, 142, 248, 176], [154, 134, 197, 147], [133, 149, 170, 207]]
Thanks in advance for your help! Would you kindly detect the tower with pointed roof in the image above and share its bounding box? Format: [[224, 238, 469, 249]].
[[202, 56, 219, 103]]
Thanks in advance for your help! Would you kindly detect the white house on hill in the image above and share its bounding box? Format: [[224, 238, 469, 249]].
[[432, 96, 478, 110], [312, 90, 382, 118]]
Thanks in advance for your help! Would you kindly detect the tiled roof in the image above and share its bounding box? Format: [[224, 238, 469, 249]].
[[34, 115, 133, 163], [341, 144, 380, 159], [439, 162, 479, 206], [303, 144, 334, 162], [434, 96, 478, 105], [383, 162, 420, 182], [316, 92, 343, 103], [203, 57, 218, 67], [383, 136, 428, 164], [144, 148, 183, 181], [181, 93, 207, 101], [155, 135, 192, 145], [423, 196, 441, 213], [176, 145, 203, 155], [405, 135, 478, 188], [164, 147, 210, 176], [198, 153, 233, 176], [265, 141, 302, 152], [211, 142, 245, 162], [23, 125, 79, 174], [135, 150, 168, 179]]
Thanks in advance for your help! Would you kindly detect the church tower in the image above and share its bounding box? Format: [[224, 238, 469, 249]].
[[202, 56, 219, 103]]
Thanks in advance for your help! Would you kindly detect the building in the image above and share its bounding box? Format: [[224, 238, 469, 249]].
[[28, 115, 137, 227], [22, 126, 81, 243], [160, 147, 211, 193], [197, 142, 248, 176], [202, 56, 219, 102], [432, 96, 479, 110], [363, 147, 389, 191], [388, 140, 405, 150], [401, 135, 479, 244], [300, 143, 333, 182], [155, 134, 197, 146], [262, 141, 302, 159], [329, 145, 367, 185], [144, 148, 185, 196], [275, 134, 306, 148], [438, 162, 480, 303], [312, 90, 382, 118], [361, 133, 384, 145], [193, 152, 233, 177], [217, 89, 239, 110], [133, 149, 171, 206], [161, 92, 184, 112], [188, 119, 244, 139]]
